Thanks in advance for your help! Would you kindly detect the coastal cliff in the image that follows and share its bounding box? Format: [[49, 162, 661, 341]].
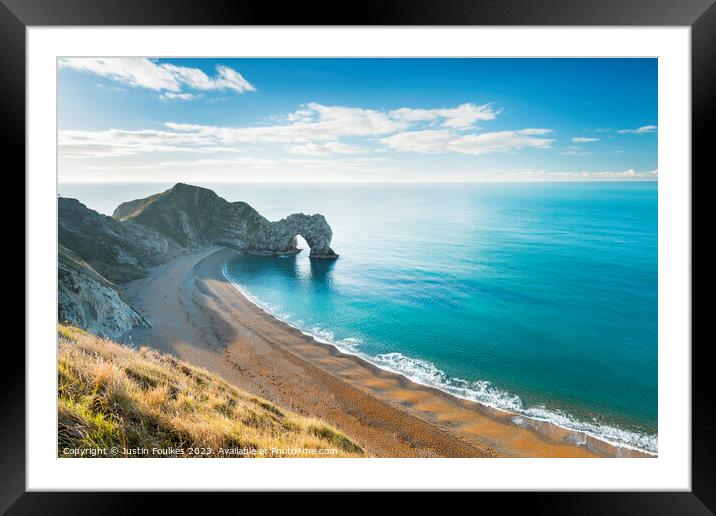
[[58, 183, 338, 338], [59, 197, 183, 283], [113, 183, 338, 259], [59, 245, 149, 339]]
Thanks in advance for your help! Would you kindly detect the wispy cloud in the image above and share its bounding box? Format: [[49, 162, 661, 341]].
[[560, 150, 593, 156], [506, 169, 657, 181], [58, 129, 243, 158], [282, 157, 396, 171], [58, 58, 256, 97], [87, 156, 274, 170], [160, 92, 197, 101], [161, 63, 255, 93], [617, 125, 657, 135], [571, 137, 599, 143], [287, 141, 365, 156], [96, 83, 126, 92], [86, 156, 396, 173], [59, 101, 553, 160], [61, 103, 405, 157], [378, 130, 454, 153], [165, 103, 410, 143], [164, 102, 498, 145], [381, 129, 554, 156], [58, 96, 558, 171], [388, 103, 498, 129]]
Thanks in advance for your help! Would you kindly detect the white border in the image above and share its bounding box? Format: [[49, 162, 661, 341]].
[[27, 27, 691, 491]]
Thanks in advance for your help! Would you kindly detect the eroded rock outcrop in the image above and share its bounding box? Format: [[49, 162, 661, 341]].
[[59, 197, 184, 283], [272, 213, 336, 259], [58, 183, 339, 339], [58, 245, 149, 339], [113, 183, 338, 258], [58, 197, 181, 338]]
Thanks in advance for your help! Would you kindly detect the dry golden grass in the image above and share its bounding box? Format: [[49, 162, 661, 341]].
[[57, 325, 363, 458]]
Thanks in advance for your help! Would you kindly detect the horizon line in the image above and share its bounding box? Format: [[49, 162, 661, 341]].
[[57, 179, 659, 185]]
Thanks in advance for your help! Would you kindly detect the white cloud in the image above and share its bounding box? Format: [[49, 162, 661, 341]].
[[60, 103, 551, 161], [617, 125, 657, 135], [59, 58, 180, 91], [571, 137, 599, 143], [389, 103, 498, 129], [160, 102, 496, 145], [166, 103, 411, 143], [87, 156, 275, 170], [161, 63, 255, 93], [286, 109, 316, 122], [505, 169, 657, 181], [96, 83, 126, 92], [560, 150, 592, 156], [58, 58, 255, 95], [287, 141, 365, 156], [300, 103, 408, 138], [85, 156, 395, 174], [380, 130, 454, 153], [162, 123, 206, 132], [449, 130, 554, 155], [58, 128, 242, 158], [160, 92, 197, 101], [382, 129, 554, 156], [281, 157, 398, 171], [213, 65, 256, 93]]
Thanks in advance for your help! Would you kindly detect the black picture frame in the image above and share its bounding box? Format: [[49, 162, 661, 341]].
[[5, 0, 711, 512]]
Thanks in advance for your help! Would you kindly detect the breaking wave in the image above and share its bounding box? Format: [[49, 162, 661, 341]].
[[223, 264, 657, 455]]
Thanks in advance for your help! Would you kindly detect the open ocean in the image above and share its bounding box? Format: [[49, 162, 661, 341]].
[[59, 181, 658, 454]]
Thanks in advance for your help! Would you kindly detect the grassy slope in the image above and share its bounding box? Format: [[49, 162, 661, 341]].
[[58, 325, 363, 457]]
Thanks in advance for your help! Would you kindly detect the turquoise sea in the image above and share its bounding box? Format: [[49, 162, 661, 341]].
[[60, 182, 658, 454]]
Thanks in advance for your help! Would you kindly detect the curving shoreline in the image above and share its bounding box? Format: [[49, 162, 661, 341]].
[[222, 261, 657, 456], [121, 247, 650, 458]]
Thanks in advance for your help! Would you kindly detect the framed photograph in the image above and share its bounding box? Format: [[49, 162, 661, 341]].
[[8, 0, 711, 511]]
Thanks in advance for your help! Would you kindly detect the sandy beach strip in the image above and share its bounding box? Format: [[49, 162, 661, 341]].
[[121, 247, 648, 458]]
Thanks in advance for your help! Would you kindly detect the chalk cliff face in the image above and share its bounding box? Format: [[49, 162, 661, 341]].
[[58, 196, 181, 337], [113, 183, 338, 258], [58, 183, 339, 338], [58, 246, 149, 339]]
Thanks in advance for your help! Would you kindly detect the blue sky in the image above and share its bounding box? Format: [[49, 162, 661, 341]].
[[58, 58, 657, 183]]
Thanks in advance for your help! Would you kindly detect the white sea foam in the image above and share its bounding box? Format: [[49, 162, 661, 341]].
[[222, 264, 658, 455]]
